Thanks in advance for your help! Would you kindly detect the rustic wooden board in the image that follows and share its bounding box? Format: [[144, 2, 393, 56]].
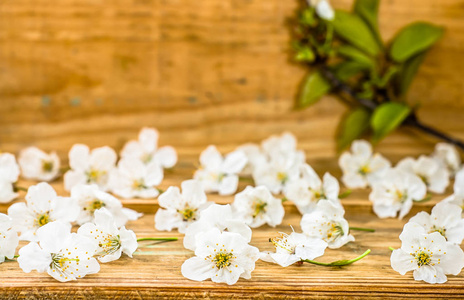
[[1, 0, 464, 159], [0, 155, 461, 299]]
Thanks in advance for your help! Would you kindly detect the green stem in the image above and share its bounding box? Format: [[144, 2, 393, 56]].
[[349, 227, 375, 232], [239, 176, 255, 184], [13, 185, 28, 192], [60, 166, 71, 173], [389, 247, 395, 251], [157, 188, 165, 194], [301, 249, 371, 267], [339, 189, 352, 199], [137, 237, 178, 242], [281, 197, 288, 203]]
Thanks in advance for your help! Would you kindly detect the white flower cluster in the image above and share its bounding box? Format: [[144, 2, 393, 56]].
[[3, 182, 139, 282], [340, 140, 462, 219]]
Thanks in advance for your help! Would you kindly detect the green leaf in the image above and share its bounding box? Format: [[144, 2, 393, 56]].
[[396, 52, 427, 95], [390, 22, 444, 63], [297, 71, 331, 108], [295, 47, 316, 62], [333, 61, 370, 81], [375, 65, 399, 88], [337, 108, 371, 151], [371, 102, 411, 142], [337, 45, 375, 68], [332, 10, 381, 56], [354, 0, 382, 45]]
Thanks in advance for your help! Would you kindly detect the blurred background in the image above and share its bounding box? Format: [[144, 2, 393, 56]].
[[0, 0, 463, 162]]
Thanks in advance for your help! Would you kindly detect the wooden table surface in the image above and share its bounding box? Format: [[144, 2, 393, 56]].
[[0, 155, 461, 299]]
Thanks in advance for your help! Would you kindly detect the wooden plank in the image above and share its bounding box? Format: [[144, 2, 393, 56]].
[[0, 155, 461, 299], [0, 0, 464, 158]]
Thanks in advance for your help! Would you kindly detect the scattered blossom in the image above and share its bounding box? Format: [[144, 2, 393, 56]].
[[443, 169, 464, 211], [193, 146, 247, 195], [284, 164, 341, 214], [121, 127, 177, 169], [391, 229, 464, 284], [64, 144, 117, 191], [8, 182, 79, 241], [300, 201, 354, 249], [17, 221, 100, 282], [110, 157, 163, 199], [0, 213, 19, 263], [396, 156, 449, 194], [260, 231, 327, 267], [235, 143, 266, 176], [0, 153, 20, 203], [232, 186, 285, 228], [252, 153, 302, 195], [307, 0, 335, 20], [18, 147, 60, 182], [261, 132, 305, 163], [339, 140, 391, 189], [155, 179, 211, 233], [369, 169, 427, 219], [78, 208, 138, 263], [183, 204, 252, 251], [181, 228, 260, 285], [432, 143, 462, 176], [405, 202, 464, 245], [71, 184, 141, 227]]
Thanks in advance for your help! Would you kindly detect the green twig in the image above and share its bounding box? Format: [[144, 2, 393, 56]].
[[389, 247, 395, 251], [339, 190, 352, 199], [301, 249, 371, 266], [239, 176, 255, 184], [157, 188, 165, 194], [13, 185, 28, 192], [137, 237, 178, 242], [349, 227, 375, 232], [281, 197, 288, 203]]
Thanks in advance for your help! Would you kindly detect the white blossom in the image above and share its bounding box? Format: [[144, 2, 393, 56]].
[[17, 221, 100, 282], [443, 169, 464, 211], [432, 143, 462, 176], [391, 229, 464, 284], [405, 202, 464, 245], [284, 164, 341, 214], [232, 186, 285, 228], [155, 179, 211, 233], [260, 231, 327, 267], [396, 156, 449, 194], [0, 213, 19, 263], [339, 140, 391, 189], [0, 153, 20, 203], [183, 204, 252, 251], [261, 132, 305, 163], [71, 184, 141, 227], [308, 0, 335, 21], [78, 208, 138, 263], [235, 143, 266, 176], [8, 182, 79, 241], [181, 228, 259, 285], [300, 201, 354, 249], [369, 169, 427, 219], [121, 127, 177, 169], [18, 147, 60, 182], [252, 153, 302, 195], [64, 144, 117, 191], [110, 157, 163, 199], [193, 146, 247, 196]]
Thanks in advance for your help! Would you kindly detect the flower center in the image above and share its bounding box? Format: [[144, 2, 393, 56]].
[[252, 199, 267, 218], [313, 189, 326, 200], [98, 235, 121, 256], [37, 213, 50, 227], [395, 190, 408, 203], [51, 253, 80, 269], [141, 153, 153, 164], [270, 233, 295, 254], [358, 165, 371, 175], [132, 179, 147, 190], [178, 207, 197, 221], [86, 169, 106, 184], [416, 251, 431, 266], [277, 172, 288, 184], [326, 222, 344, 241], [430, 225, 446, 238], [84, 199, 106, 213], [42, 160, 54, 172], [213, 252, 234, 269]]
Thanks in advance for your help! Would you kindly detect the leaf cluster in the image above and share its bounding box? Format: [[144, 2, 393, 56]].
[[292, 0, 444, 150]]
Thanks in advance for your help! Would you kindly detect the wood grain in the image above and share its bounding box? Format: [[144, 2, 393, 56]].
[[0, 153, 461, 299], [0, 0, 464, 160]]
